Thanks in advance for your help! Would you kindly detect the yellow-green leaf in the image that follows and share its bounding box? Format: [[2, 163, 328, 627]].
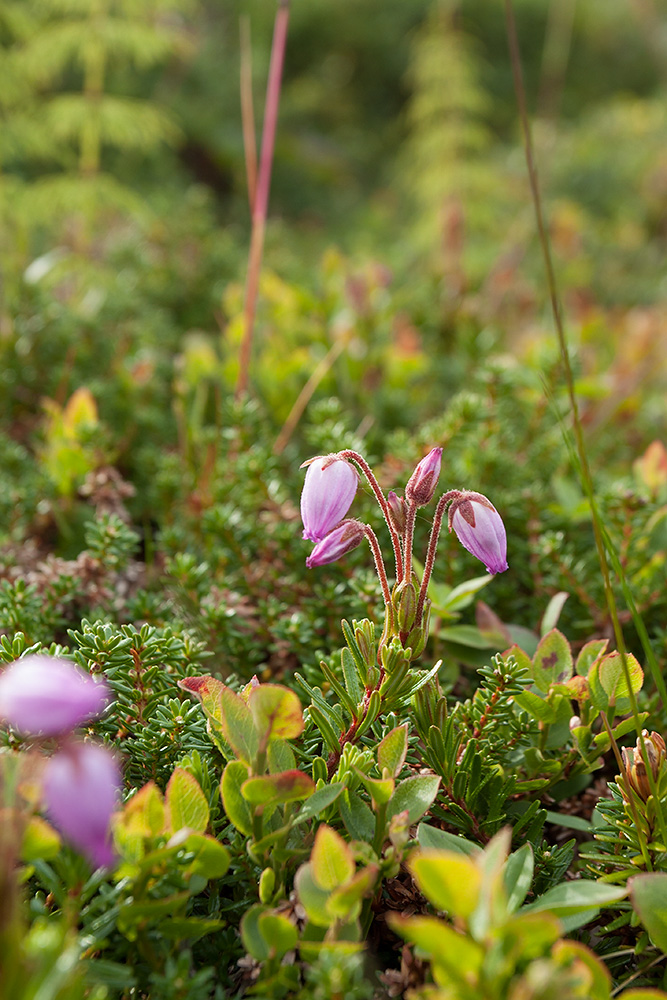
[[311, 824, 355, 891], [249, 684, 304, 741], [165, 768, 208, 834]]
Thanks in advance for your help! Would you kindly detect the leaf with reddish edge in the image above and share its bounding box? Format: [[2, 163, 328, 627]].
[[165, 768, 209, 834], [249, 684, 304, 742], [311, 824, 354, 890], [241, 770, 315, 807], [575, 639, 609, 676], [377, 723, 408, 778], [179, 676, 260, 763], [531, 629, 573, 692]]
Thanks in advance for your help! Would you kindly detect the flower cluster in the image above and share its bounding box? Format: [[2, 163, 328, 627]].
[[300, 446, 507, 657], [0, 655, 120, 868]]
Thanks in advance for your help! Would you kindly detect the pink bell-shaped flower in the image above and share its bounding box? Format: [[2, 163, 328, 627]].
[[306, 519, 365, 568], [405, 447, 443, 507], [300, 455, 358, 543], [43, 739, 121, 869], [0, 655, 110, 737], [449, 492, 508, 575]]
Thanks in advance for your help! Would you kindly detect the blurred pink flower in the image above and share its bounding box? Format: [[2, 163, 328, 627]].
[[43, 740, 121, 869], [0, 655, 109, 736]]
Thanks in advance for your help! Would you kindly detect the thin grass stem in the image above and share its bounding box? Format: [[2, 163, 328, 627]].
[[236, 1, 290, 400]]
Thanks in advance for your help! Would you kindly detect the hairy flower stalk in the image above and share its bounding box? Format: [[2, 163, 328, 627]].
[[300, 447, 508, 659]]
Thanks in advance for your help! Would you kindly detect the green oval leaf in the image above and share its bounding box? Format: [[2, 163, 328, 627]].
[[165, 768, 209, 835]]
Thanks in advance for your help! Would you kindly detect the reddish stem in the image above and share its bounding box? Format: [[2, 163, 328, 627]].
[[336, 449, 404, 581], [363, 524, 392, 606], [236, 1, 290, 400], [415, 490, 462, 628]]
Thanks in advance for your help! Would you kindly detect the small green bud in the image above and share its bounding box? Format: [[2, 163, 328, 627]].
[[259, 867, 275, 904], [394, 580, 418, 635], [312, 756, 328, 784]]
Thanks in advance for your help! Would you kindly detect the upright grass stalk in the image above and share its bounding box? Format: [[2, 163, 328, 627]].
[[239, 16, 258, 212], [235, 0, 290, 401], [504, 0, 667, 851]]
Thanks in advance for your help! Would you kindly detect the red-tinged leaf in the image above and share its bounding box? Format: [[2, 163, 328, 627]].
[[311, 824, 355, 890], [178, 674, 225, 717], [597, 651, 643, 706], [219, 686, 260, 762], [531, 629, 573, 692], [377, 724, 408, 778], [165, 768, 209, 834], [241, 769, 315, 806], [575, 639, 609, 676], [179, 676, 259, 763], [249, 684, 304, 742]]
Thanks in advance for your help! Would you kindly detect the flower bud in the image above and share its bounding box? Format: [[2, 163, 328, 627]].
[[43, 740, 121, 869], [405, 447, 443, 507], [448, 492, 508, 575], [0, 655, 110, 737], [394, 580, 418, 635], [621, 730, 666, 802], [300, 455, 358, 543], [386, 491, 407, 533], [305, 519, 365, 568]]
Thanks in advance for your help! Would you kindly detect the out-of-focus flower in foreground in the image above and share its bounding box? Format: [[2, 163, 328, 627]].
[[306, 519, 365, 568], [448, 492, 508, 575], [405, 447, 442, 507], [43, 739, 121, 869], [0, 655, 109, 736], [300, 455, 358, 543]]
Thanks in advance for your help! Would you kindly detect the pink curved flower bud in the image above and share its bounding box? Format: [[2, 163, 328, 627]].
[[448, 492, 508, 575], [43, 740, 121, 869], [306, 519, 365, 568], [0, 655, 110, 736], [405, 447, 442, 507], [300, 455, 358, 543]]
